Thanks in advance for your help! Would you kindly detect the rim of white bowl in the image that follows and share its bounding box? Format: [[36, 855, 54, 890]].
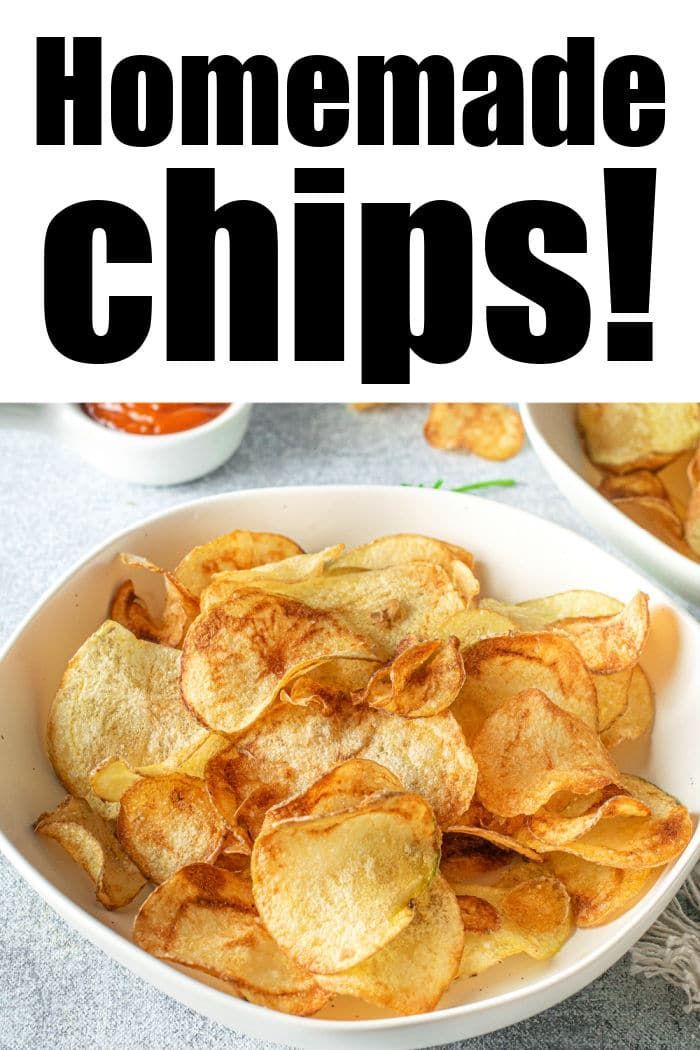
[[0, 485, 698, 1035], [66, 402, 249, 445]]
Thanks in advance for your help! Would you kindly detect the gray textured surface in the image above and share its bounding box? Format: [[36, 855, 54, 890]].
[[0, 402, 697, 1050]]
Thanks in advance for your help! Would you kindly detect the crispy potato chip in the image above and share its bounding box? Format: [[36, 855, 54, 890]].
[[545, 852, 656, 927], [424, 404, 525, 461], [553, 592, 650, 675], [613, 497, 698, 559], [599, 471, 669, 502], [117, 772, 226, 883], [205, 546, 346, 597], [440, 834, 512, 887], [110, 554, 199, 648], [35, 796, 146, 908], [577, 403, 700, 474], [526, 786, 651, 846], [90, 733, 230, 805], [528, 775, 692, 869], [472, 689, 622, 817], [452, 632, 598, 744], [360, 637, 465, 717], [252, 764, 441, 973], [480, 590, 623, 631], [181, 590, 379, 735], [133, 864, 329, 1015], [316, 874, 463, 1015], [47, 622, 209, 818], [686, 483, 700, 556], [457, 869, 571, 976], [175, 530, 304, 597], [594, 669, 632, 732], [201, 562, 467, 653], [206, 699, 476, 837], [446, 824, 543, 865], [601, 666, 654, 749], [436, 608, 515, 648]]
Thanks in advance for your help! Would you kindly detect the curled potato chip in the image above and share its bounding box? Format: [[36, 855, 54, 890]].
[[35, 796, 146, 908], [472, 689, 622, 817], [181, 590, 379, 735], [577, 403, 700, 473], [205, 699, 476, 836], [528, 775, 692, 869], [174, 529, 304, 597], [457, 869, 571, 976], [110, 554, 200, 648], [117, 773, 227, 883], [47, 622, 209, 818], [201, 562, 467, 653], [594, 670, 632, 732], [545, 852, 656, 927], [452, 632, 598, 744], [446, 824, 543, 865], [553, 592, 650, 675], [526, 787, 651, 846], [440, 834, 512, 888], [424, 403, 525, 461], [599, 471, 669, 502], [316, 875, 464, 1015], [436, 608, 515, 648], [613, 497, 697, 559], [133, 864, 329, 1015], [360, 637, 465, 717], [600, 666, 654, 749], [90, 733, 230, 805], [204, 546, 346, 598], [252, 762, 441, 973], [480, 590, 623, 631]]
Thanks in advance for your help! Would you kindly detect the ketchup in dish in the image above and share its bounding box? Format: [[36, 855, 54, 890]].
[[83, 403, 230, 436]]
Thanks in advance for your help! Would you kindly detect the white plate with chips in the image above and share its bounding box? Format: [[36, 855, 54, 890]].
[[0, 485, 698, 1050], [522, 403, 700, 604]]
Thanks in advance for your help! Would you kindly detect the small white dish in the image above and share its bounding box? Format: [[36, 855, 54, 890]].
[[0, 485, 698, 1049], [0, 403, 251, 485], [521, 404, 700, 605]]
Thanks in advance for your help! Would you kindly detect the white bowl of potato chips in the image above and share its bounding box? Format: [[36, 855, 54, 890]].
[[0, 485, 698, 1049], [522, 404, 700, 605]]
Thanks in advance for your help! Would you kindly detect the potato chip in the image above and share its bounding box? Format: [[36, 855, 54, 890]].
[[205, 699, 476, 836], [480, 590, 623, 631], [457, 868, 571, 976], [577, 403, 700, 473], [90, 733, 230, 805], [116, 772, 227, 883], [613, 497, 697, 559], [252, 763, 441, 973], [446, 823, 544, 865], [598, 471, 669, 502], [35, 796, 146, 908], [436, 608, 515, 648], [452, 632, 598, 744], [526, 786, 651, 846], [201, 562, 467, 653], [360, 637, 465, 717], [133, 864, 329, 1015], [545, 852, 656, 927], [204, 546, 346, 598], [600, 666, 654, 750], [688, 448, 700, 489], [440, 834, 512, 887], [528, 774, 692, 869], [686, 484, 700, 556], [181, 590, 379, 735], [424, 403, 525, 461], [594, 669, 632, 732], [110, 554, 199, 648], [47, 621, 209, 818], [553, 592, 650, 675], [175, 529, 304, 597], [316, 874, 463, 1015], [472, 689, 622, 817]]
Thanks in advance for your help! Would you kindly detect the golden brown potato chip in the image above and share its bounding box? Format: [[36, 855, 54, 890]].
[[266, 759, 405, 823], [528, 775, 692, 869], [205, 699, 477, 836], [600, 666, 654, 749], [424, 404, 525, 461], [457, 868, 571, 976], [446, 824, 543, 866], [316, 874, 464, 1015], [329, 534, 479, 601], [360, 637, 465, 717], [251, 763, 441, 973], [472, 689, 622, 817], [90, 733, 230, 805], [686, 483, 700, 556], [594, 669, 632, 732], [35, 796, 146, 909], [526, 787, 651, 846], [181, 590, 379, 735], [480, 590, 623, 631], [436, 608, 515, 648], [201, 562, 467, 653], [545, 852, 656, 927], [133, 864, 329, 1015], [47, 622, 209, 818], [110, 554, 199, 648], [440, 834, 512, 887], [577, 403, 700, 474], [553, 592, 650, 675], [175, 529, 304, 597], [452, 632, 598, 744], [613, 497, 698, 559], [117, 772, 227, 883], [599, 471, 669, 502]]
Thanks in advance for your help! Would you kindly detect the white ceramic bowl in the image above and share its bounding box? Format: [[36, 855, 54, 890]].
[[521, 404, 700, 605], [0, 403, 252, 485], [0, 486, 698, 1049]]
